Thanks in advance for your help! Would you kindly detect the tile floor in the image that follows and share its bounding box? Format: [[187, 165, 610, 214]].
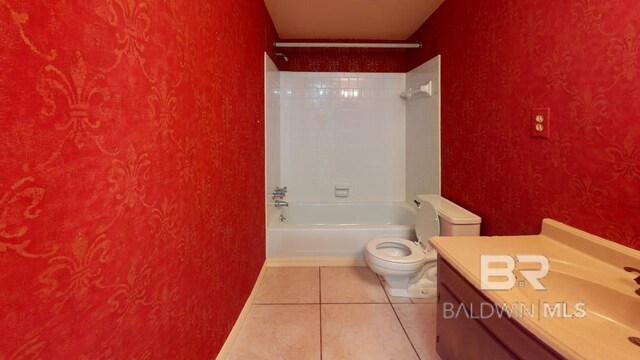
[[225, 267, 440, 360]]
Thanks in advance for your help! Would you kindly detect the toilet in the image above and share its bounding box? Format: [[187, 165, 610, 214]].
[[365, 195, 481, 298]]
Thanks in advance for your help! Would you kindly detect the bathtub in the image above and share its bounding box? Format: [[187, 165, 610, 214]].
[[266, 202, 416, 266]]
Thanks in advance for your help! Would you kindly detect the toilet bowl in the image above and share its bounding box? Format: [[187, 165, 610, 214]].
[[364, 195, 481, 298], [366, 239, 439, 298]]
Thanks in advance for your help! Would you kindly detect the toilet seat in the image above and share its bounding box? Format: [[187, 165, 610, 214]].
[[364, 197, 478, 299], [366, 237, 425, 264], [364, 200, 442, 297]]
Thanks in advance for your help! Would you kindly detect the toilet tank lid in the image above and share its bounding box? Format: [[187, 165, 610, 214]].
[[416, 195, 481, 225]]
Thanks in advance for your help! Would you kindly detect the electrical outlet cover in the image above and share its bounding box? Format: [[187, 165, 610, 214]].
[[531, 107, 550, 138]]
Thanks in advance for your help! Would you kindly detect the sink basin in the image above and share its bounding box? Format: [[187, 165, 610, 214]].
[[430, 219, 640, 359], [515, 270, 640, 330]]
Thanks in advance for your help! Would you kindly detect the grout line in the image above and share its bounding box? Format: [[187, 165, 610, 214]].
[[253, 301, 413, 305], [252, 302, 320, 305], [378, 276, 422, 360], [251, 268, 268, 306], [319, 267, 323, 360], [320, 302, 391, 305], [319, 267, 323, 304]]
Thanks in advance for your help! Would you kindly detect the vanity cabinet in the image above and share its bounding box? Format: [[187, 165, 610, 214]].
[[436, 257, 564, 360]]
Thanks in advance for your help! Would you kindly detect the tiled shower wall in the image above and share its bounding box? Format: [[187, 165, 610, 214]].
[[405, 56, 441, 202], [265, 55, 281, 220], [280, 72, 406, 203]]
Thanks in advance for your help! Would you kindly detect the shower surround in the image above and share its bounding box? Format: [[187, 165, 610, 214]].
[[267, 58, 441, 264], [280, 72, 407, 203]]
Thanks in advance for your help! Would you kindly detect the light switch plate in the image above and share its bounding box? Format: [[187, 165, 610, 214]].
[[531, 107, 550, 139]]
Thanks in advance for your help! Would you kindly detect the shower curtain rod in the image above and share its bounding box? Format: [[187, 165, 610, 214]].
[[274, 42, 422, 49]]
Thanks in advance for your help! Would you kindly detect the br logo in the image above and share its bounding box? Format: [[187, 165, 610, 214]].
[[480, 255, 549, 291]]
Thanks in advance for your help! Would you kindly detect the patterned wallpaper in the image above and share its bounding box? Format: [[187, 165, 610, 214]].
[[408, 0, 640, 249], [0, 0, 276, 358], [275, 40, 407, 72]]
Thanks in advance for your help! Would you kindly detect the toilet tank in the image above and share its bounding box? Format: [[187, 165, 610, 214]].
[[416, 195, 481, 236]]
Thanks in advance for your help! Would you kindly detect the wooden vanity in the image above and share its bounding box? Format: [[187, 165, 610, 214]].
[[430, 219, 640, 360], [436, 257, 563, 359]]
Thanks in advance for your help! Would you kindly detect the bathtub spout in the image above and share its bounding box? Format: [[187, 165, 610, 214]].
[[274, 200, 288, 207]]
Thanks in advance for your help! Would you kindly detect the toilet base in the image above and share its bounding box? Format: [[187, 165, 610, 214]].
[[382, 278, 437, 299]]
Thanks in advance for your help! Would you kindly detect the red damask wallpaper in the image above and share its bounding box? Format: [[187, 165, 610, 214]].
[[408, 0, 640, 249], [0, 0, 276, 358], [275, 40, 407, 72]]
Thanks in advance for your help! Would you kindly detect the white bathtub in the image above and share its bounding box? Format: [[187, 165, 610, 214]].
[[266, 202, 416, 265]]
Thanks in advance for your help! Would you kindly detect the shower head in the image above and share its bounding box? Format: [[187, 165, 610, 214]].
[[275, 52, 288, 62]]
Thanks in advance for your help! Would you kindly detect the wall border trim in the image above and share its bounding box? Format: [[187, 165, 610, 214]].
[[216, 261, 268, 359]]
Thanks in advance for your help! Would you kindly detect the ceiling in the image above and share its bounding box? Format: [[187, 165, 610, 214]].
[[264, 0, 445, 41]]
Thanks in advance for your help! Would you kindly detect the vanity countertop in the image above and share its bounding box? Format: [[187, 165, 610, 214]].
[[430, 219, 640, 360]]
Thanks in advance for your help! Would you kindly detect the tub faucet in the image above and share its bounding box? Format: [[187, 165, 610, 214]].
[[623, 267, 640, 296], [273, 186, 287, 200], [274, 200, 288, 207]]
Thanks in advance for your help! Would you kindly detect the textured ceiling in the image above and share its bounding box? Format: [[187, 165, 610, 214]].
[[264, 0, 445, 40]]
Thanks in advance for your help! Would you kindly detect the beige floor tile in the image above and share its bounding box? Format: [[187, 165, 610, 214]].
[[321, 267, 388, 303], [393, 304, 440, 360], [322, 304, 419, 360], [254, 267, 319, 304], [226, 305, 321, 360]]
